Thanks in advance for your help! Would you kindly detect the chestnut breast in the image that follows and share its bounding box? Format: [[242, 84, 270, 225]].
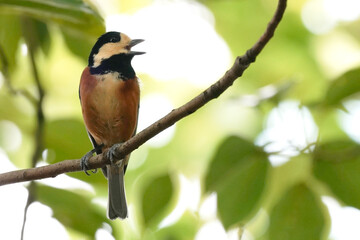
[[80, 67, 140, 147]]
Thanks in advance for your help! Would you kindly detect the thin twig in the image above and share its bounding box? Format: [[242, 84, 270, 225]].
[[19, 17, 46, 240], [0, 44, 38, 105], [0, 0, 287, 186]]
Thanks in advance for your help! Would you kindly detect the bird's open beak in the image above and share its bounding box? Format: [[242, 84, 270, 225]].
[[128, 39, 145, 55]]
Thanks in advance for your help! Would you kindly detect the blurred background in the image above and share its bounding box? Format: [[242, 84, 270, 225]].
[[0, 0, 360, 239]]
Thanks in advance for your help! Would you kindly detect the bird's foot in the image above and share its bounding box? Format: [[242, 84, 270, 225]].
[[107, 143, 123, 166], [80, 149, 98, 175]]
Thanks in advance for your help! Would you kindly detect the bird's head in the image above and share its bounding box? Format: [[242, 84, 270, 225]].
[[88, 31, 145, 68]]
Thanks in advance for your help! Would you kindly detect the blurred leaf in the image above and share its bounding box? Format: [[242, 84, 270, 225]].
[[0, 0, 104, 36], [19, 17, 51, 61], [32, 19, 51, 55], [324, 68, 360, 106], [0, 14, 21, 71], [312, 108, 350, 143], [255, 81, 295, 108], [0, 92, 33, 130], [61, 27, 95, 61], [44, 119, 107, 184], [345, 19, 360, 43], [313, 141, 360, 209], [206, 0, 326, 103], [37, 184, 106, 237], [204, 0, 271, 54], [205, 136, 269, 229], [145, 211, 199, 240], [44, 118, 90, 162], [142, 174, 173, 226], [269, 184, 325, 240]]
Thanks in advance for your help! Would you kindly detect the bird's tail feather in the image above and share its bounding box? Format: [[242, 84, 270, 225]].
[[107, 165, 128, 220]]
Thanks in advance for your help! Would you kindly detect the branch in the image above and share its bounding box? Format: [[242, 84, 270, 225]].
[[19, 17, 46, 240], [21, 17, 46, 167], [0, 0, 287, 186], [0, 44, 38, 106]]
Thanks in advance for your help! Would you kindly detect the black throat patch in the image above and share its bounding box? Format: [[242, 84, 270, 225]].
[[90, 53, 136, 80]]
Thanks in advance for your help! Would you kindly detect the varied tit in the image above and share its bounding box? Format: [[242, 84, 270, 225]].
[[79, 31, 144, 220]]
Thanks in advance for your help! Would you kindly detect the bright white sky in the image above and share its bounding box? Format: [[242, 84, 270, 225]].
[[301, 0, 360, 34]]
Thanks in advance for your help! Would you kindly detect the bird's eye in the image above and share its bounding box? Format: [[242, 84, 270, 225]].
[[109, 37, 118, 43]]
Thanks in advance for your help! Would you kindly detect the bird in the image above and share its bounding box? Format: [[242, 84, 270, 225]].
[[79, 31, 144, 220]]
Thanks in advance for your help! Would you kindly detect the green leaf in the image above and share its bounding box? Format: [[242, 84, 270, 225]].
[[32, 19, 51, 55], [325, 68, 360, 106], [0, 14, 21, 71], [44, 118, 107, 183], [44, 118, 91, 163], [269, 184, 325, 240], [313, 141, 360, 209], [204, 0, 272, 55], [345, 19, 360, 43], [37, 184, 107, 237], [205, 0, 326, 103], [205, 136, 269, 229], [142, 174, 173, 226], [0, 0, 105, 36], [61, 27, 95, 61], [145, 211, 200, 240]]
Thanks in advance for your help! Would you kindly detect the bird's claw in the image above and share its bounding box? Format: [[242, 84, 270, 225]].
[[107, 143, 123, 166], [80, 149, 98, 175]]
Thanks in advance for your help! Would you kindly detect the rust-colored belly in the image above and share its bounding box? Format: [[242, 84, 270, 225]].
[[81, 71, 139, 148]]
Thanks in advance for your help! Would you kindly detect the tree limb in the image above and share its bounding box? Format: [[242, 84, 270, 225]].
[[0, 0, 287, 186], [19, 17, 47, 240], [0, 43, 38, 106]]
